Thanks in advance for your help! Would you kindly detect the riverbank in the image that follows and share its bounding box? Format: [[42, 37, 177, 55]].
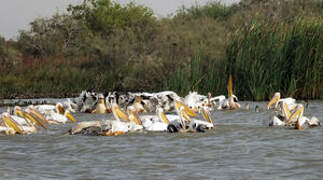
[[1, 93, 80, 99], [1, 0, 322, 100]]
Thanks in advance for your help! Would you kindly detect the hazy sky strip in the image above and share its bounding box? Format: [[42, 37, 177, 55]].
[[0, 0, 239, 39]]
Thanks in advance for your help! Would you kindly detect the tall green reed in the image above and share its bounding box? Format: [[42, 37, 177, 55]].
[[226, 18, 322, 100]]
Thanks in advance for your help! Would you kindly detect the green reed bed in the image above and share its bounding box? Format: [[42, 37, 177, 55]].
[[226, 18, 322, 100], [162, 54, 228, 97]]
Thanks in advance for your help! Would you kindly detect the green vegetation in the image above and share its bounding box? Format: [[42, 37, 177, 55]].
[[0, 0, 322, 100], [227, 19, 322, 100]]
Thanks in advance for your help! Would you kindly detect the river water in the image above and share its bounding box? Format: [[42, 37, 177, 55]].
[[0, 101, 322, 179]]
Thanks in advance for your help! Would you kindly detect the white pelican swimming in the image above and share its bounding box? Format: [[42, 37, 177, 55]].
[[286, 104, 320, 130], [69, 120, 110, 136], [178, 100, 214, 130], [221, 75, 240, 110], [133, 95, 146, 113], [139, 106, 173, 132], [0, 113, 17, 135], [167, 101, 198, 133], [206, 93, 224, 111], [184, 92, 222, 112], [211, 95, 226, 109], [62, 98, 78, 113], [191, 107, 214, 129], [69, 100, 142, 136], [105, 100, 143, 135], [166, 100, 214, 133], [268, 100, 320, 130], [0, 107, 48, 135], [269, 101, 292, 126], [78, 90, 98, 113], [91, 94, 109, 114], [106, 91, 180, 113], [265, 92, 297, 111], [43, 110, 75, 124], [32, 103, 65, 115], [29, 103, 76, 124]]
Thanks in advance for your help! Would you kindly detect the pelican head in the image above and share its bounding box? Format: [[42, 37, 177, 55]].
[[133, 95, 145, 113], [266, 92, 281, 110], [94, 94, 108, 114], [287, 104, 304, 129], [13, 106, 24, 118], [98, 98, 105, 104], [56, 103, 65, 114], [1, 112, 23, 135], [127, 106, 142, 125], [98, 94, 104, 98], [156, 106, 169, 124]]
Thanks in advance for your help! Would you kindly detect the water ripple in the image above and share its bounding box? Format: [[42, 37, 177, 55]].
[[0, 101, 322, 179]]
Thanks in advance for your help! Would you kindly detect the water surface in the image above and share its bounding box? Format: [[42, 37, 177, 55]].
[[0, 101, 322, 179]]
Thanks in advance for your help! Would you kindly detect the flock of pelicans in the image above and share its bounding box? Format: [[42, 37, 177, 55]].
[[0, 76, 320, 136]]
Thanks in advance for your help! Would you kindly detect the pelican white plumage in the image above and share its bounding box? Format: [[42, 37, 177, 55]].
[[69, 100, 141, 136], [43, 110, 75, 124], [133, 95, 146, 113], [209, 95, 226, 110], [184, 91, 204, 111], [33, 103, 65, 115], [78, 90, 98, 113], [0, 108, 48, 135], [268, 101, 292, 127], [166, 100, 214, 133], [92, 94, 109, 114], [265, 92, 296, 111], [29, 103, 76, 124], [167, 101, 198, 133], [126, 106, 144, 132], [184, 91, 221, 112], [63, 98, 78, 113], [268, 99, 320, 130], [286, 104, 320, 130], [190, 107, 214, 129], [131, 91, 180, 112], [102, 100, 143, 136], [0, 125, 15, 135], [0, 113, 21, 135], [140, 106, 173, 132]]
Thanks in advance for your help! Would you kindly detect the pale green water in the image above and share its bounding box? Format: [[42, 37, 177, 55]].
[[0, 101, 322, 179]]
